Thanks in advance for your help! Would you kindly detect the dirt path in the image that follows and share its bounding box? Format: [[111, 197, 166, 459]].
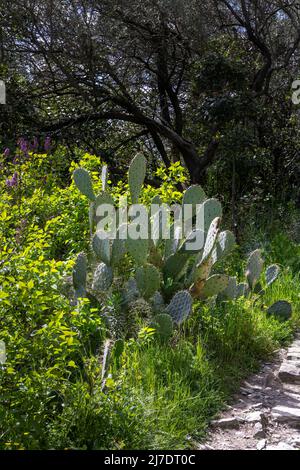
[[199, 333, 300, 450]]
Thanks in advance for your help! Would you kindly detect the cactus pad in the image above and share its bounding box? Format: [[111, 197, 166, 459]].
[[128, 153, 147, 203], [235, 282, 249, 298], [199, 274, 229, 299], [266, 264, 280, 286], [166, 290, 193, 324], [198, 198, 222, 232], [135, 264, 161, 300], [92, 262, 113, 292], [72, 252, 87, 298], [218, 276, 237, 301], [126, 229, 149, 265], [73, 168, 95, 201], [267, 300, 292, 321], [245, 249, 264, 290], [92, 230, 111, 265]]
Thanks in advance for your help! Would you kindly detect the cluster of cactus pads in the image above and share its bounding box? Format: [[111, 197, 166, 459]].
[[218, 249, 292, 320], [71, 154, 292, 340]]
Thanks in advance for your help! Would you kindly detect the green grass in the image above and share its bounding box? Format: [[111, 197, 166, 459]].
[[105, 270, 300, 450]]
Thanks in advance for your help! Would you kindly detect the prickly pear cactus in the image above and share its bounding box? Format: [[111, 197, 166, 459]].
[[122, 278, 140, 306], [92, 231, 111, 265], [245, 249, 264, 290], [266, 264, 280, 286], [136, 264, 161, 300], [235, 282, 249, 298], [198, 198, 222, 232], [73, 168, 95, 201], [150, 291, 165, 314], [92, 263, 113, 292], [212, 230, 236, 264], [267, 300, 292, 321], [199, 274, 229, 299], [166, 290, 193, 324], [218, 276, 237, 301], [128, 153, 147, 204], [72, 252, 87, 298], [183, 184, 207, 219], [126, 226, 149, 265]]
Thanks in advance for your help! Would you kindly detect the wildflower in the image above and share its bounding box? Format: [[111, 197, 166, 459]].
[[6, 171, 18, 187], [18, 137, 29, 157], [3, 148, 10, 157]]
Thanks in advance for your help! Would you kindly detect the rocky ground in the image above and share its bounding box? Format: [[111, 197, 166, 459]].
[[199, 333, 300, 450]]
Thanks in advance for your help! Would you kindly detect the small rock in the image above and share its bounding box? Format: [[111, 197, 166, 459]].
[[257, 439, 267, 450], [278, 362, 300, 384], [210, 417, 240, 429], [253, 422, 266, 439], [287, 353, 300, 361], [250, 402, 263, 410], [240, 387, 250, 395], [246, 410, 263, 423], [271, 405, 300, 425]]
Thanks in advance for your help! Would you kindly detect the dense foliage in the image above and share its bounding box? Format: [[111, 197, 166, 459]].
[[0, 147, 299, 449]]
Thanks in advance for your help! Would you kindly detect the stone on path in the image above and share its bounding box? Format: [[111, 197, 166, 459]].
[[210, 417, 241, 429], [256, 439, 266, 450], [271, 405, 300, 425], [278, 362, 300, 384], [253, 422, 266, 439]]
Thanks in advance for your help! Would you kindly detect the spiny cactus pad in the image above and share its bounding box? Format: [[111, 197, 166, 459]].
[[111, 237, 126, 267], [150, 291, 165, 314], [199, 274, 229, 299], [128, 153, 146, 204], [183, 185, 207, 218], [126, 230, 149, 265], [94, 191, 115, 226], [123, 278, 140, 305], [92, 231, 111, 265], [166, 290, 193, 324], [73, 168, 95, 201], [245, 249, 264, 290], [198, 198, 222, 232], [72, 252, 87, 298], [218, 276, 237, 301], [163, 252, 189, 280], [201, 217, 220, 262], [266, 264, 280, 286], [92, 262, 113, 292], [212, 230, 236, 263], [235, 282, 249, 298], [267, 300, 292, 321], [136, 264, 161, 300]]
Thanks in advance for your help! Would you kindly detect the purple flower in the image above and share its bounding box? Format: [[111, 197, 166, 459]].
[[18, 137, 29, 157], [3, 148, 10, 157], [6, 171, 18, 187], [44, 136, 51, 152]]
